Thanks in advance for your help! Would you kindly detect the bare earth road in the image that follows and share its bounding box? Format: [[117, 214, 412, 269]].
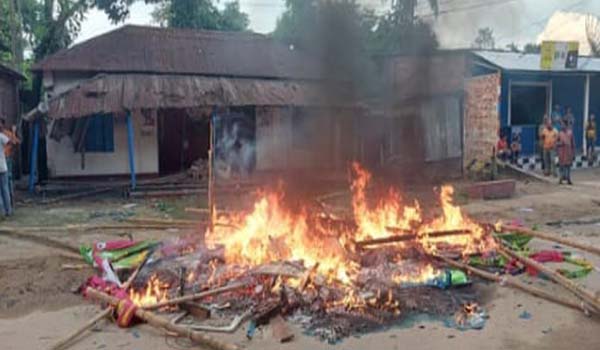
[[1, 172, 599, 350]]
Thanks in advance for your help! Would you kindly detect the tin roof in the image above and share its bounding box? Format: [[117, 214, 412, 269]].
[[473, 50, 600, 73], [32, 25, 322, 80], [42, 74, 354, 119]]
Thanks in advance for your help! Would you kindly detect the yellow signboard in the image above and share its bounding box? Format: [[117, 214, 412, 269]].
[[540, 41, 579, 70]]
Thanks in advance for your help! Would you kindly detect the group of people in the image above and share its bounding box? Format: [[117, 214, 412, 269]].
[[539, 105, 577, 185], [496, 132, 521, 164], [0, 117, 20, 218]]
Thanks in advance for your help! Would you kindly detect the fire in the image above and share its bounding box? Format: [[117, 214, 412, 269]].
[[351, 163, 422, 242], [129, 275, 169, 307], [206, 163, 495, 290], [392, 264, 439, 286], [206, 192, 357, 284], [419, 186, 496, 255]]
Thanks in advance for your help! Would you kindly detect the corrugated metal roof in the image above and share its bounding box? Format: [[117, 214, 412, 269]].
[[44, 74, 355, 119], [473, 50, 600, 73], [32, 25, 323, 80]]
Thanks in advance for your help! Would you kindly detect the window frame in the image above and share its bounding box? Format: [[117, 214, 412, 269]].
[[508, 80, 552, 127]]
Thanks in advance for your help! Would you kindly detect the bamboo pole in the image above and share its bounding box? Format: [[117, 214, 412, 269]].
[[142, 282, 248, 311], [501, 246, 600, 313], [500, 224, 600, 256], [0, 228, 79, 254], [435, 255, 590, 314], [126, 218, 202, 226], [50, 257, 148, 350], [85, 288, 239, 350], [355, 229, 471, 248]]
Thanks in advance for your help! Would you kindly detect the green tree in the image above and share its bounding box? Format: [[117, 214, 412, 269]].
[[472, 27, 495, 50], [274, 0, 438, 55], [523, 42, 541, 54], [150, 0, 249, 31]]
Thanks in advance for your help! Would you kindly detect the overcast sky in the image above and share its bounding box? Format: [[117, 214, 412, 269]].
[[77, 0, 600, 49]]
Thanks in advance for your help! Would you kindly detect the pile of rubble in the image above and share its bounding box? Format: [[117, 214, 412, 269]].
[[52, 163, 600, 350]]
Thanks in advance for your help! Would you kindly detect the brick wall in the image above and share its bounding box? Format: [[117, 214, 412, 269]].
[[464, 73, 500, 166]]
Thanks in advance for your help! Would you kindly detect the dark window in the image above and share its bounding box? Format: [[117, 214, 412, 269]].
[[510, 85, 548, 126], [85, 114, 114, 152]]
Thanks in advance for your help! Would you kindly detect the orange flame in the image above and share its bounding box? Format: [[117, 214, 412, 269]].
[[129, 275, 169, 307], [206, 192, 357, 284], [206, 163, 495, 289], [419, 185, 496, 255], [351, 162, 421, 242]]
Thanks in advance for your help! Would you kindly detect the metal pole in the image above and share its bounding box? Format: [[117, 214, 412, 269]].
[[28, 120, 39, 193], [126, 111, 137, 190]]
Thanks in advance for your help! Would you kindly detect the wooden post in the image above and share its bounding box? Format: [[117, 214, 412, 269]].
[[208, 110, 216, 233], [126, 111, 136, 190], [86, 288, 240, 350], [28, 119, 39, 193]]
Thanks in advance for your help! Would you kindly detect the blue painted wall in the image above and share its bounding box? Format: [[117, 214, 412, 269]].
[[499, 71, 588, 155], [589, 75, 600, 146]]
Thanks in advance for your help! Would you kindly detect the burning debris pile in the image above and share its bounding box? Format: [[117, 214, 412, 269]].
[[60, 162, 598, 349]]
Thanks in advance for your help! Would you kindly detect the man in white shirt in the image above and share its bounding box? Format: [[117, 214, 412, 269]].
[[0, 119, 13, 216]]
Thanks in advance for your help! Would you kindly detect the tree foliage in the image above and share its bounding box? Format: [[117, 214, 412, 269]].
[[150, 0, 249, 31], [472, 27, 495, 50], [586, 14, 600, 57], [523, 42, 541, 54], [273, 0, 439, 56]]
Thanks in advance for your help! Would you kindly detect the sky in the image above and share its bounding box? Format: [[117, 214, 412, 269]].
[[77, 0, 600, 50]]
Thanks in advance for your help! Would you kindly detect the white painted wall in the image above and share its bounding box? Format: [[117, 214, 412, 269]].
[[44, 71, 159, 178], [46, 115, 158, 177]]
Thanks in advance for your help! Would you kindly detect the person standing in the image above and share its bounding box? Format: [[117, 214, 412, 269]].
[[541, 119, 558, 177], [557, 120, 575, 185], [586, 115, 596, 163], [0, 119, 20, 205], [510, 132, 521, 164], [0, 119, 14, 216], [551, 104, 563, 131], [564, 106, 575, 128], [539, 116, 549, 171]]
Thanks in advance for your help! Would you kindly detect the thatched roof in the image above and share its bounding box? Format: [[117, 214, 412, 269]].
[[42, 74, 351, 119]]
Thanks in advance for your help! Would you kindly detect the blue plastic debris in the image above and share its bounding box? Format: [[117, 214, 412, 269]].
[[246, 320, 257, 339], [519, 311, 532, 320]]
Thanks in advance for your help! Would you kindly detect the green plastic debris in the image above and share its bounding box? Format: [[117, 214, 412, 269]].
[[449, 269, 469, 286], [80, 240, 158, 269]]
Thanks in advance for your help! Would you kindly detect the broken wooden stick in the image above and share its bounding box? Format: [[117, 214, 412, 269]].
[[435, 254, 590, 314], [143, 282, 248, 310], [355, 229, 472, 248], [500, 224, 600, 256], [0, 228, 80, 254], [50, 254, 150, 350], [500, 246, 600, 313], [126, 217, 202, 227], [85, 288, 239, 350]]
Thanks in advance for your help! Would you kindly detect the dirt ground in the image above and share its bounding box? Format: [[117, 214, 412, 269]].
[[1, 169, 600, 350]]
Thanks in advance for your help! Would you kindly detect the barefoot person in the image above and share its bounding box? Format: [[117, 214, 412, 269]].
[[557, 120, 575, 185]]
